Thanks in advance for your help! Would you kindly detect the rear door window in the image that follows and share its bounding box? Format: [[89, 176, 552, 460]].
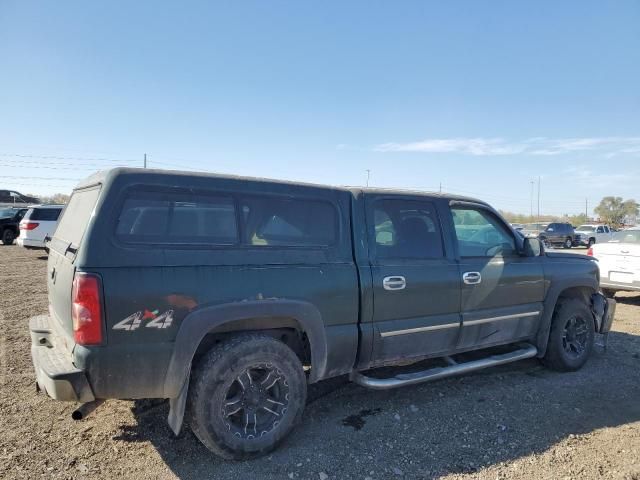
[[29, 208, 62, 221], [371, 199, 444, 259], [240, 196, 337, 247], [115, 190, 238, 245], [54, 187, 101, 245]]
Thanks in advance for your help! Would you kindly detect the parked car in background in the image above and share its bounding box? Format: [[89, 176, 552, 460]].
[[575, 224, 614, 247], [538, 222, 579, 249], [522, 222, 548, 239], [17, 205, 63, 249], [0, 189, 40, 205], [589, 227, 640, 296], [0, 207, 28, 245]]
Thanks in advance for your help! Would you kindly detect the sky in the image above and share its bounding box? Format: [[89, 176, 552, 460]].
[[1, 1, 639, 216]]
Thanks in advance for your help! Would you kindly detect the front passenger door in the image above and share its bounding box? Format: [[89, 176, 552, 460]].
[[449, 204, 545, 350]]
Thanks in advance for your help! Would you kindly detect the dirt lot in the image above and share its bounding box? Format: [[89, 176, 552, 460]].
[[1, 245, 639, 480]]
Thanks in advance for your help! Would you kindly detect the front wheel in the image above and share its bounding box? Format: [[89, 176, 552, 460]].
[[563, 237, 573, 249], [543, 298, 595, 371], [588, 238, 595, 247], [188, 333, 307, 460]]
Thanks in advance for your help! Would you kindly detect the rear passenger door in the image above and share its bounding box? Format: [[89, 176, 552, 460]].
[[448, 203, 545, 350], [367, 196, 461, 364]]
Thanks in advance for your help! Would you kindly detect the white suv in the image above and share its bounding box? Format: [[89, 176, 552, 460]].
[[17, 205, 64, 249]]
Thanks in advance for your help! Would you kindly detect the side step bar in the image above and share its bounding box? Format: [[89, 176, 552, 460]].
[[350, 344, 538, 390]]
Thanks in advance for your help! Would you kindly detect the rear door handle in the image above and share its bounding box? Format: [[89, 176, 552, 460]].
[[462, 271, 482, 285], [383, 276, 406, 291]]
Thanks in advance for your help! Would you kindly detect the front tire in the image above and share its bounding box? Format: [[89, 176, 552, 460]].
[[188, 333, 307, 460], [1, 229, 15, 245], [563, 237, 572, 249], [543, 298, 595, 372], [588, 238, 595, 247]]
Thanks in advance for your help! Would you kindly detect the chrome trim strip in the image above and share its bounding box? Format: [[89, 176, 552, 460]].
[[381, 322, 460, 338], [464, 311, 540, 327]]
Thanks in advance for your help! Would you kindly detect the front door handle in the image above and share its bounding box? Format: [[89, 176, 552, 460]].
[[383, 276, 406, 291], [462, 271, 482, 285]]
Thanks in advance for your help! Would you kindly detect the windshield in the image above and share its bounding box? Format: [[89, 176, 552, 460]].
[[610, 229, 640, 244], [577, 225, 595, 232]]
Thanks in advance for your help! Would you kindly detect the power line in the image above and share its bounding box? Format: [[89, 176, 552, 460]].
[[0, 153, 139, 163], [0, 163, 110, 171], [0, 175, 81, 181], [0, 159, 133, 168]]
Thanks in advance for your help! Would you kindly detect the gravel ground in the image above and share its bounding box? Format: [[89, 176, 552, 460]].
[[1, 245, 639, 480]]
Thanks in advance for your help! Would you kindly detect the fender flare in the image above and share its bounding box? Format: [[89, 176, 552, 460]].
[[534, 277, 598, 357], [163, 299, 328, 399]]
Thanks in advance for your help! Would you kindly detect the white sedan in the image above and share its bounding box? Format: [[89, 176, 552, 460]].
[[589, 227, 640, 295]]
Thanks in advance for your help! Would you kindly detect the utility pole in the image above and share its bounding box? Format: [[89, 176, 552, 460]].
[[537, 176, 541, 220], [585, 198, 588, 220], [439, 182, 442, 193], [144, 153, 147, 169], [365, 169, 370, 187], [530, 180, 534, 219]]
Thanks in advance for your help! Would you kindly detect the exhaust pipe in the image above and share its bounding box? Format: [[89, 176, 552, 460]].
[[72, 400, 104, 420]]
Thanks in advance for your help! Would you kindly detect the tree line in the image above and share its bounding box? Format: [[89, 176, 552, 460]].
[[502, 196, 638, 227]]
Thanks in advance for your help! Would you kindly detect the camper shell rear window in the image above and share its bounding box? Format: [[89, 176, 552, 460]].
[[54, 187, 101, 246]]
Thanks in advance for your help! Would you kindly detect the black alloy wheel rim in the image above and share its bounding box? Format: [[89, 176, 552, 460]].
[[562, 315, 588, 358], [221, 363, 290, 439]]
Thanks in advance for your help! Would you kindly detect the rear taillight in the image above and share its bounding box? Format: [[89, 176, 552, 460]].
[[72, 273, 103, 345], [20, 222, 39, 230], [587, 247, 593, 256]]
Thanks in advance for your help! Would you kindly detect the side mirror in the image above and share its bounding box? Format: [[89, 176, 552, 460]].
[[523, 237, 543, 257]]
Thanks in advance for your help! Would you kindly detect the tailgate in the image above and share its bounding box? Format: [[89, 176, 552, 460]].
[[595, 243, 640, 281], [47, 186, 102, 338]]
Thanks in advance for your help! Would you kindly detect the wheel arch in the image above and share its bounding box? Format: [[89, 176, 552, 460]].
[[164, 299, 327, 435], [535, 280, 598, 357], [163, 299, 328, 399]]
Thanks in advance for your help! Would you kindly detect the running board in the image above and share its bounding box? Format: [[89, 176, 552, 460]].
[[350, 344, 538, 390]]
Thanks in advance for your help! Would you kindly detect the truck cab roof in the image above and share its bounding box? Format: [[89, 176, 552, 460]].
[[75, 167, 488, 205]]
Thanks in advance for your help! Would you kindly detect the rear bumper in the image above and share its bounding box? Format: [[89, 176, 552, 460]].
[[18, 237, 45, 249], [30, 315, 94, 402]]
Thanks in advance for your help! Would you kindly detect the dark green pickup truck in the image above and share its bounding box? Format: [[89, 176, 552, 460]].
[[30, 168, 615, 459]]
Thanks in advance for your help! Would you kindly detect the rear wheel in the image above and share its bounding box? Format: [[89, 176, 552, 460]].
[[188, 333, 307, 460], [543, 298, 595, 371], [1, 229, 15, 245]]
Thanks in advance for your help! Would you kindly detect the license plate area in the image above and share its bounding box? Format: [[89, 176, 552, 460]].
[[609, 271, 633, 283]]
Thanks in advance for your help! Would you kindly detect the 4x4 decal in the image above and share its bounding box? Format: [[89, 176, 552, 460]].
[[113, 309, 174, 331]]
